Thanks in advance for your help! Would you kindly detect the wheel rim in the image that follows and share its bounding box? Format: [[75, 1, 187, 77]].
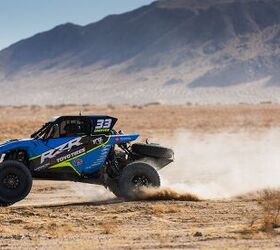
[[132, 175, 151, 187], [2, 173, 20, 190]]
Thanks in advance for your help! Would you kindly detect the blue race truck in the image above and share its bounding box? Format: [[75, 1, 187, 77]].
[[0, 115, 174, 206]]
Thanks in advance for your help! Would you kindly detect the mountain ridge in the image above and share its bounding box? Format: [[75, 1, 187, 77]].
[[1, 0, 280, 105]]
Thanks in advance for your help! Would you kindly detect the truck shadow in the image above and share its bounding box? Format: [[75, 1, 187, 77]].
[[13, 198, 124, 208]]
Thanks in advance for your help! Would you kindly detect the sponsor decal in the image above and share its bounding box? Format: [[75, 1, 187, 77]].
[[56, 148, 86, 163], [41, 137, 83, 164], [92, 137, 103, 145], [94, 128, 110, 133], [33, 134, 110, 171], [74, 158, 83, 166], [35, 163, 50, 171]]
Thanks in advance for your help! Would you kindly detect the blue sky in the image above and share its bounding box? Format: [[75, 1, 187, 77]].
[[0, 0, 154, 50]]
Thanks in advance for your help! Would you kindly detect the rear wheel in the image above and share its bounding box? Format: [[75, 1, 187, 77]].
[[118, 162, 160, 200], [107, 178, 122, 198], [0, 161, 32, 206], [0, 201, 11, 207]]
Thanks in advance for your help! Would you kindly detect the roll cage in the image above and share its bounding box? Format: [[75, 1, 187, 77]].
[[31, 116, 118, 140]]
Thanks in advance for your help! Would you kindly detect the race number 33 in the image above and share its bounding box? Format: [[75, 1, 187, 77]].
[[96, 119, 112, 129]]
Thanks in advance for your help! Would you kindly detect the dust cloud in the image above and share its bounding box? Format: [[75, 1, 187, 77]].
[[70, 182, 114, 201], [135, 187, 200, 201], [72, 130, 280, 201], [160, 130, 280, 199]]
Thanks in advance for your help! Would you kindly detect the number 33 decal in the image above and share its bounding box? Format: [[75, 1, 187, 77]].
[[96, 119, 112, 129]]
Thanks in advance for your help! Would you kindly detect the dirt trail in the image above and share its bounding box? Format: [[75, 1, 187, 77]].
[[13, 181, 115, 208], [1, 180, 279, 250], [134, 187, 200, 202], [14, 182, 200, 208]]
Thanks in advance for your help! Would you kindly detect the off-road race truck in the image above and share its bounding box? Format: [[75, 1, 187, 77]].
[[0, 115, 174, 206]]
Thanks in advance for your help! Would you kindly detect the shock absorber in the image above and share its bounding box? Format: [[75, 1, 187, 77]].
[[107, 148, 120, 178]]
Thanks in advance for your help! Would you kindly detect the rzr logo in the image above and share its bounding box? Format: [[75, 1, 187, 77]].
[[41, 137, 83, 164]]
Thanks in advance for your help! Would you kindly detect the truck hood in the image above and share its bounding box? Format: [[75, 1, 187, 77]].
[[0, 138, 34, 154]]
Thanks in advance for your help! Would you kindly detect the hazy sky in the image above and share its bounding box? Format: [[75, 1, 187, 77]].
[[0, 0, 154, 50]]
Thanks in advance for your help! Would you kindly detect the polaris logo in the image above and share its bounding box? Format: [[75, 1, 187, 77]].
[[92, 137, 103, 145], [41, 137, 83, 164]]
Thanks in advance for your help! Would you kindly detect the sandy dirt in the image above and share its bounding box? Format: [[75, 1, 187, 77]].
[[0, 104, 280, 249]]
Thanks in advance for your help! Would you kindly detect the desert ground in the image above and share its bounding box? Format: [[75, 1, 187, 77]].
[[1, 104, 280, 249]]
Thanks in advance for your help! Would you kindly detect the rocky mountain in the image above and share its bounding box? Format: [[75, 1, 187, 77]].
[[1, 0, 280, 105]]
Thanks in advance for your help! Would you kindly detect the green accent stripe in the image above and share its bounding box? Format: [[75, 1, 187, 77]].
[[49, 162, 81, 176], [30, 155, 40, 161], [48, 136, 111, 174]]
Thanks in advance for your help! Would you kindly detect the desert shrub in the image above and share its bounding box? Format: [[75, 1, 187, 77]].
[[259, 189, 280, 232], [100, 223, 118, 234], [151, 204, 181, 214]]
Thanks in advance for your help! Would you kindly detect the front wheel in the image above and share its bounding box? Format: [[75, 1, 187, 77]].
[[0, 161, 33, 206], [118, 162, 160, 200]]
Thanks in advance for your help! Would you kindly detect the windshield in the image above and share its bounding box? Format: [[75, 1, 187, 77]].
[[31, 122, 53, 139], [31, 118, 92, 139]]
